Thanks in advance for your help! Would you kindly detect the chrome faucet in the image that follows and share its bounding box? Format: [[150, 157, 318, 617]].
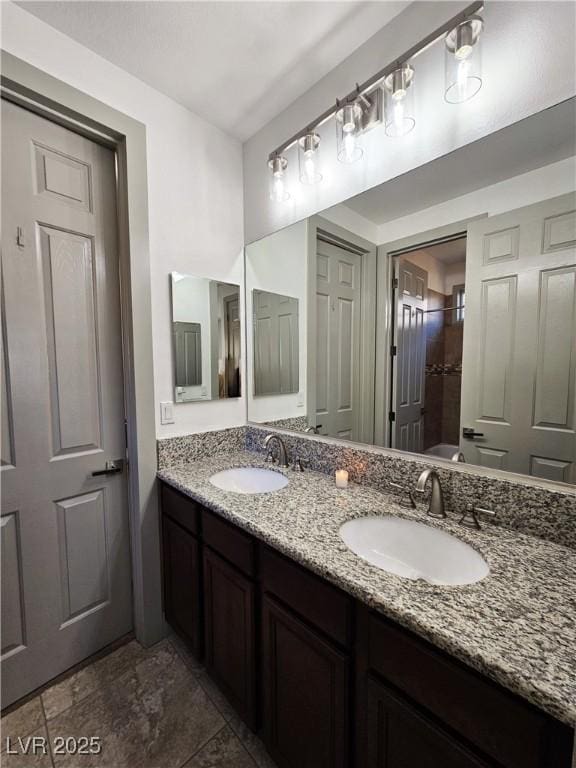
[[414, 469, 446, 519], [263, 434, 289, 468]]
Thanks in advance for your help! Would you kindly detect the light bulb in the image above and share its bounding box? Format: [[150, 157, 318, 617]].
[[455, 43, 473, 60], [344, 132, 356, 162], [445, 15, 483, 103], [384, 65, 415, 138], [298, 132, 322, 184], [304, 154, 316, 184], [336, 101, 363, 163], [268, 155, 289, 202], [272, 176, 285, 202]]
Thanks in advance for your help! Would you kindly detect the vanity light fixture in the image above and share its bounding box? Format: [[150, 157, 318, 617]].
[[268, 154, 290, 202], [266, 0, 483, 200], [336, 100, 364, 163], [298, 131, 322, 184], [384, 65, 415, 137], [444, 15, 484, 103]]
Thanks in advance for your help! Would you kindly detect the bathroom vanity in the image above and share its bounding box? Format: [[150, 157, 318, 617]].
[[158, 453, 575, 768]]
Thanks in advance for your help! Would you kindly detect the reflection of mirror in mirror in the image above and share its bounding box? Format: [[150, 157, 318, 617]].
[[171, 274, 241, 403], [245, 99, 576, 484]]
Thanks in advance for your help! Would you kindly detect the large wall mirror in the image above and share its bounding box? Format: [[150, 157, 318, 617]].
[[245, 98, 576, 485], [171, 273, 241, 402]]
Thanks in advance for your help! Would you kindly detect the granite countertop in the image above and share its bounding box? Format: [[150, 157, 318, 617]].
[[158, 451, 576, 727]]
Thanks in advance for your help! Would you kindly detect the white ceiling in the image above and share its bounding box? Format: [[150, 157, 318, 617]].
[[16, 0, 409, 141], [408, 239, 467, 266], [342, 98, 576, 226]]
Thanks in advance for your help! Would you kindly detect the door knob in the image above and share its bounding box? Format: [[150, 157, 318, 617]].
[[92, 459, 125, 477], [462, 428, 484, 439]]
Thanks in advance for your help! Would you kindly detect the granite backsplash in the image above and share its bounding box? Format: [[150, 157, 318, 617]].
[[157, 424, 576, 549]]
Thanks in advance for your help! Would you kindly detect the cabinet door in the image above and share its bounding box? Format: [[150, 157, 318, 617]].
[[262, 594, 350, 768], [162, 514, 203, 658], [203, 547, 257, 729], [366, 676, 490, 768]]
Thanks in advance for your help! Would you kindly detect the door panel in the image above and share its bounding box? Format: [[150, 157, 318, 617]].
[[40, 226, 102, 454], [315, 239, 362, 439], [461, 193, 576, 480], [393, 259, 427, 453], [262, 594, 350, 768], [253, 290, 299, 396], [1, 101, 132, 706], [1, 512, 25, 657]]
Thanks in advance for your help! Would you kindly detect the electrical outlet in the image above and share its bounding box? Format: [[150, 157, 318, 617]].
[[160, 401, 175, 425]]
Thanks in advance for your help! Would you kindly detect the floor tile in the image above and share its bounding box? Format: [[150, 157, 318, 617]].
[[195, 672, 237, 722], [41, 639, 149, 720], [183, 725, 256, 768], [1, 697, 45, 752], [169, 633, 204, 673], [1, 726, 53, 768], [46, 641, 224, 768], [228, 714, 278, 768]]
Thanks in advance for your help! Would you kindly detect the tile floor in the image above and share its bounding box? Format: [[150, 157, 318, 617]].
[[1, 636, 278, 768]]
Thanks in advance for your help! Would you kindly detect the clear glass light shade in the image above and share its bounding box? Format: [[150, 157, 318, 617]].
[[298, 132, 322, 184], [445, 17, 483, 104], [335, 101, 363, 163], [384, 65, 415, 137], [268, 155, 290, 202]]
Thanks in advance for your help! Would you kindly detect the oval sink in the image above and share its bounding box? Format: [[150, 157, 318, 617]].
[[340, 516, 489, 586], [209, 467, 289, 494]]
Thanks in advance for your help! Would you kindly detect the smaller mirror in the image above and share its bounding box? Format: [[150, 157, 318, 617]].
[[171, 273, 241, 403], [253, 289, 299, 396]]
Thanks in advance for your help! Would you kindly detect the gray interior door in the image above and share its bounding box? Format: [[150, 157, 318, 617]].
[[314, 238, 362, 440], [393, 259, 427, 452], [253, 289, 299, 396], [173, 321, 202, 386], [461, 193, 576, 481], [1, 101, 132, 706]]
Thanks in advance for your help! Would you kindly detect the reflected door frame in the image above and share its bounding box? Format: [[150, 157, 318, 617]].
[[375, 216, 486, 448], [306, 216, 377, 445]]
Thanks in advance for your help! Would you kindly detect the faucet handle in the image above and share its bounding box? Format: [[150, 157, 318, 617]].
[[459, 505, 496, 530], [291, 457, 306, 472], [389, 481, 417, 509], [265, 449, 277, 464]]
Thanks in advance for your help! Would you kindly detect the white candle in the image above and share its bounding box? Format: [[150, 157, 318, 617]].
[[335, 469, 349, 488]]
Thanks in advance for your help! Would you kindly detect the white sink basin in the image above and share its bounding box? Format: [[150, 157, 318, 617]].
[[340, 516, 489, 586], [209, 467, 289, 494]]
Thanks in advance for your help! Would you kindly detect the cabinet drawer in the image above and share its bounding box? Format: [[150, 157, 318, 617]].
[[366, 612, 573, 768], [202, 507, 256, 577], [261, 546, 353, 648], [161, 482, 201, 537]]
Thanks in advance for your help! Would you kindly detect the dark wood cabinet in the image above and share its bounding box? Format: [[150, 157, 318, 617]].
[[366, 676, 490, 768], [159, 481, 574, 768], [261, 594, 350, 768], [161, 513, 203, 657], [203, 546, 257, 729]]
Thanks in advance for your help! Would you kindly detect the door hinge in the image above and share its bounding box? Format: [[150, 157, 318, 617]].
[[390, 345, 397, 356], [389, 411, 396, 422], [16, 226, 25, 248], [392, 277, 399, 289], [124, 419, 130, 467]]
